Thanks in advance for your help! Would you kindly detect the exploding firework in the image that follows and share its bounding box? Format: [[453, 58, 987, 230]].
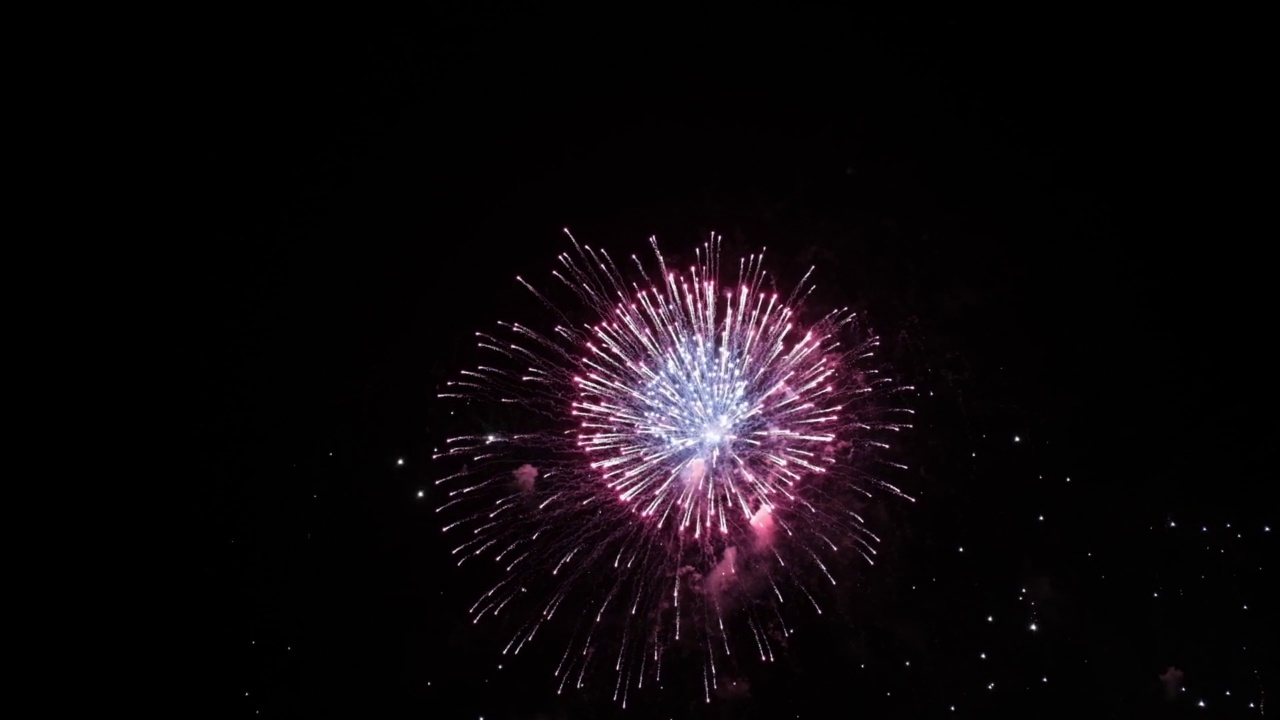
[[435, 231, 914, 705]]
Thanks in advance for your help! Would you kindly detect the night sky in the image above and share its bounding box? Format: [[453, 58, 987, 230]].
[[203, 11, 1274, 718]]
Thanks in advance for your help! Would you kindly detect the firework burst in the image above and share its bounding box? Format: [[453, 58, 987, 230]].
[[435, 231, 914, 705]]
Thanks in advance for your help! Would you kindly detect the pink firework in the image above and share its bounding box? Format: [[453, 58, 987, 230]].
[[435, 231, 913, 705]]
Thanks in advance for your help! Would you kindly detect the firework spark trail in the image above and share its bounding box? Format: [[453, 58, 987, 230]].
[[436, 231, 914, 700]]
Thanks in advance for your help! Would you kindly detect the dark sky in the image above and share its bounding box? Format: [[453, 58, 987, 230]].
[[202, 10, 1274, 718]]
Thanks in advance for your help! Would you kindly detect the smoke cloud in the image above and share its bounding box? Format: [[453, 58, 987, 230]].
[[1159, 666, 1184, 701], [513, 463, 538, 492]]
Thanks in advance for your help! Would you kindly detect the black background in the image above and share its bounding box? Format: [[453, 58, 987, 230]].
[[202, 9, 1274, 718]]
